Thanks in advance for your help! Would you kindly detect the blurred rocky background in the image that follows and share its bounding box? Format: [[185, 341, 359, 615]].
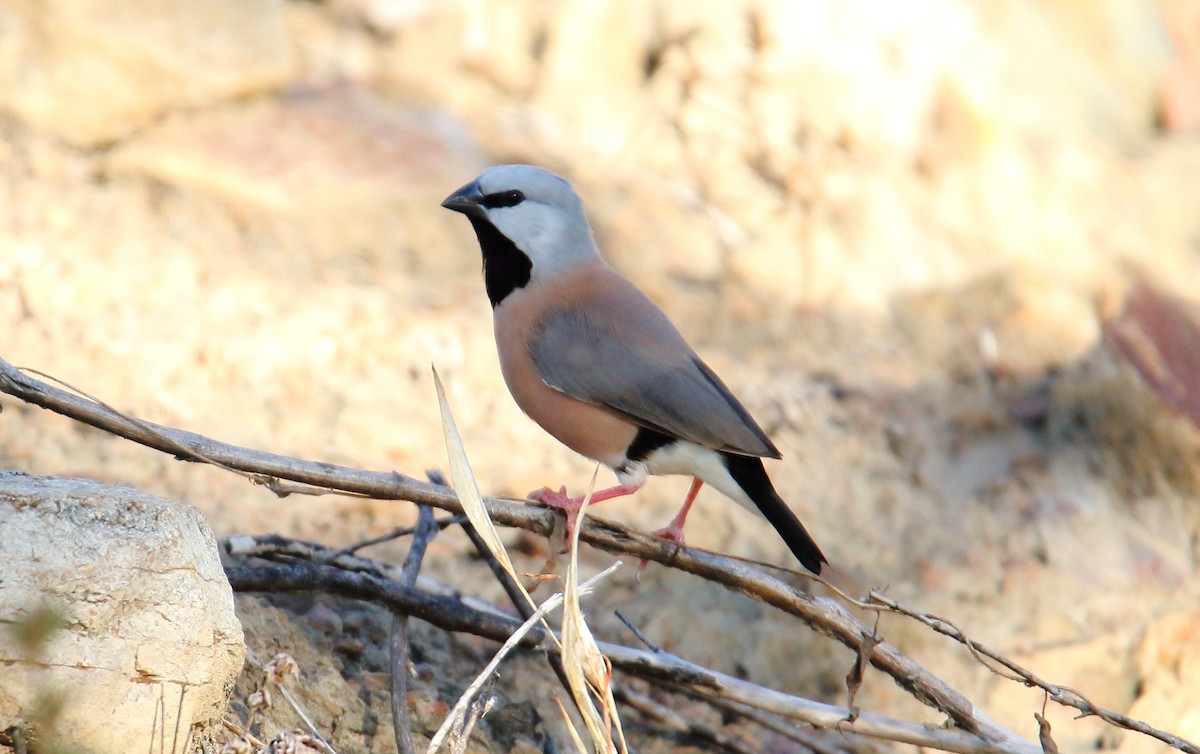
[[2, 0, 1200, 751]]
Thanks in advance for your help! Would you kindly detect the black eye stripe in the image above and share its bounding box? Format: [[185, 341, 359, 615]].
[[481, 189, 526, 209]]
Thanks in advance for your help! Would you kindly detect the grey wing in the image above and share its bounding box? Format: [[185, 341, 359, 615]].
[[531, 309, 781, 458]]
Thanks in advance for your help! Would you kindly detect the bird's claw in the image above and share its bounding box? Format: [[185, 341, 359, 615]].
[[527, 485, 575, 507], [527, 485, 583, 548], [637, 524, 688, 581], [649, 522, 686, 545]]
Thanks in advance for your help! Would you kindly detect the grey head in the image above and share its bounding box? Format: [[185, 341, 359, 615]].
[[442, 165, 600, 306]]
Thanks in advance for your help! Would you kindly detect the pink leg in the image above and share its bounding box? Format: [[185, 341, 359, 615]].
[[652, 477, 704, 543], [528, 483, 641, 540], [639, 478, 703, 577]]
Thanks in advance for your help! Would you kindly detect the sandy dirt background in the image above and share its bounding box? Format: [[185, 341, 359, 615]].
[[3, 1, 1200, 752]]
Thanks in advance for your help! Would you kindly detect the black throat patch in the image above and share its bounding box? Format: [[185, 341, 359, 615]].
[[468, 216, 532, 307]]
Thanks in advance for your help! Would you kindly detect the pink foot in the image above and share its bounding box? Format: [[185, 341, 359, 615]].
[[527, 485, 587, 537], [649, 522, 686, 544], [527, 483, 641, 544], [637, 478, 702, 579], [638, 525, 688, 579]]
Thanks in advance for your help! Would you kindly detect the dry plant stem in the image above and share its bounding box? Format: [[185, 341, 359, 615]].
[[426, 469, 619, 752], [424, 470, 533, 617], [332, 514, 468, 559], [221, 719, 266, 750], [225, 534, 527, 624], [392, 505, 439, 754], [426, 563, 620, 754], [613, 686, 761, 754], [277, 685, 338, 754], [863, 592, 1200, 754], [1, 359, 1180, 752], [226, 560, 1037, 754], [671, 688, 854, 754]]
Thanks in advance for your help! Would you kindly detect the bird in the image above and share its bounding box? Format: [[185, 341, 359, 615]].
[[441, 164, 827, 575]]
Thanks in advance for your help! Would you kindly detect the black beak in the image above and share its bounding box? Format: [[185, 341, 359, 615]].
[[441, 180, 486, 218]]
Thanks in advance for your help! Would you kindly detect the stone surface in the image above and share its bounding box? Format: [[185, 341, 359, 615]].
[[1121, 611, 1200, 754], [0, 473, 245, 754], [106, 87, 488, 281], [0, 0, 292, 146]]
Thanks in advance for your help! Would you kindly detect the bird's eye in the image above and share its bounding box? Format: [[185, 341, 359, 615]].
[[482, 189, 526, 209]]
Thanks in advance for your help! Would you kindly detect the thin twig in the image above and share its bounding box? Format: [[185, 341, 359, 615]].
[[425, 469, 600, 748], [225, 558, 1037, 754], [392, 505, 439, 754], [614, 610, 661, 654], [670, 687, 854, 754], [614, 686, 759, 754], [277, 684, 339, 754], [331, 515, 467, 559], [860, 591, 1200, 754], [424, 471, 538, 616]]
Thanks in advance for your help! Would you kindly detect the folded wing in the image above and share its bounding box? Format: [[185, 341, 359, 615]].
[[531, 302, 780, 459]]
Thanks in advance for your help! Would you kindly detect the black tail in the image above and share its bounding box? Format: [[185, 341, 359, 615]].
[[721, 452, 827, 574]]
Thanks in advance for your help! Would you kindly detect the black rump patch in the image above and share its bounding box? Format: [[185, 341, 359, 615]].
[[624, 426, 676, 464]]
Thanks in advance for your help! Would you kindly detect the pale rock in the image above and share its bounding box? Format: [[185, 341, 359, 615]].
[[106, 87, 488, 280], [331, 0, 440, 35], [532, 0, 653, 155], [377, 0, 541, 110], [286, 1, 382, 86], [1122, 611, 1200, 754], [0, 473, 244, 754], [0, 0, 292, 147]]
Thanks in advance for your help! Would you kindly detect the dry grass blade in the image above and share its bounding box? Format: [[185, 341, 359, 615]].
[[555, 697, 589, 754], [426, 591, 563, 753], [432, 366, 514, 577], [277, 685, 338, 754], [425, 564, 622, 754], [433, 366, 564, 652], [560, 469, 627, 754]]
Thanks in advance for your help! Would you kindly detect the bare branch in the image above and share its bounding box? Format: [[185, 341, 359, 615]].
[[225, 557, 1037, 754], [861, 592, 1200, 754], [331, 515, 468, 559], [667, 687, 856, 754], [613, 686, 760, 754], [392, 505, 439, 754]]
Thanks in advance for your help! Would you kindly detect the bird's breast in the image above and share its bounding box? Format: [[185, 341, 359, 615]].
[[493, 288, 637, 469]]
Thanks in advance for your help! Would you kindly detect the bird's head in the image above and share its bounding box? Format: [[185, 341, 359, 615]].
[[442, 165, 599, 304]]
